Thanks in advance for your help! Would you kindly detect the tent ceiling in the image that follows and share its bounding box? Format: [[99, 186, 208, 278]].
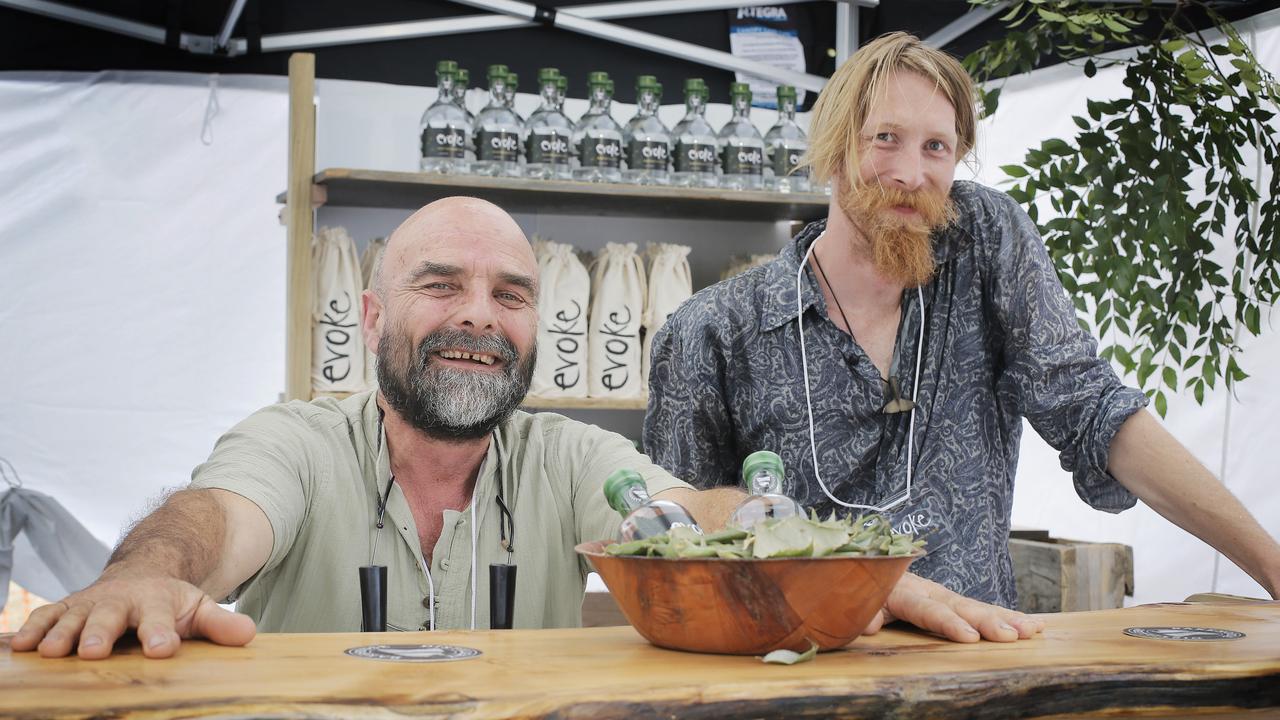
[[0, 0, 1276, 104]]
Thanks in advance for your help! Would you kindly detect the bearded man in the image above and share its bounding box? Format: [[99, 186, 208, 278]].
[[644, 32, 1280, 609]]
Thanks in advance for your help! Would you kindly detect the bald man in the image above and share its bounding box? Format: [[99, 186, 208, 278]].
[[15, 198, 1040, 660]]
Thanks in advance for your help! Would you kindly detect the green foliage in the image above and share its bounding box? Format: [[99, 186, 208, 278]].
[[964, 0, 1279, 416]]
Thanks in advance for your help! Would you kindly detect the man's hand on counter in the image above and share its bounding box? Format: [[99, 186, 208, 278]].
[[9, 570, 257, 660], [863, 572, 1045, 643]]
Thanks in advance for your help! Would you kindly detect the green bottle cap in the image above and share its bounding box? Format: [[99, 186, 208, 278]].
[[538, 67, 560, 83], [507, 72, 518, 90], [587, 71, 611, 87], [555, 75, 568, 92], [606, 79, 615, 95], [777, 85, 797, 101], [636, 74, 659, 90], [487, 64, 509, 80], [742, 450, 784, 487], [730, 82, 752, 99], [457, 68, 470, 86], [603, 469, 647, 515], [435, 60, 458, 76]]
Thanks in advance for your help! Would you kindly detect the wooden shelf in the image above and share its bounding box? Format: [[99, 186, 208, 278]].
[[284, 168, 830, 222], [310, 390, 646, 411]]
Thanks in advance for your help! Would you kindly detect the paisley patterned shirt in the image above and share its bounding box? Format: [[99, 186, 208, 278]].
[[643, 181, 1148, 608]]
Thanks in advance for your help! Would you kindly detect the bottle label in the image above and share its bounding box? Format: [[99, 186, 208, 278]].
[[528, 129, 572, 166], [675, 141, 717, 173], [581, 137, 622, 169], [478, 130, 520, 162], [421, 127, 468, 159], [723, 145, 764, 176], [628, 140, 669, 171], [773, 146, 809, 178]]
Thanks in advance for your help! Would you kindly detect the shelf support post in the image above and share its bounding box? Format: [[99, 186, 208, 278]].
[[285, 52, 316, 401]]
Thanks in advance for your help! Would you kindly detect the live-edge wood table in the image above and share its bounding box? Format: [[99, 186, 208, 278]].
[[3, 601, 1278, 719]]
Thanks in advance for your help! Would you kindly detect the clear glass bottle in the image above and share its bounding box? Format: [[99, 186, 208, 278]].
[[453, 68, 477, 169], [718, 82, 765, 191], [418, 60, 472, 174], [604, 469, 702, 542], [729, 450, 804, 530], [572, 71, 624, 183], [670, 78, 719, 188], [524, 68, 574, 180], [622, 75, 671, 186], [472, 64, 523, 177], [764, 85, 810, 193]]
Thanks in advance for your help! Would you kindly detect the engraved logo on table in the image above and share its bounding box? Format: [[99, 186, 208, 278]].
[[344, 644, 483, 662], [1122, 626, 1245, 641]]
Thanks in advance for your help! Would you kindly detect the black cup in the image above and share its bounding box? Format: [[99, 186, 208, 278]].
[[489, 564, 517, 629], [359, 565, 388, 632]]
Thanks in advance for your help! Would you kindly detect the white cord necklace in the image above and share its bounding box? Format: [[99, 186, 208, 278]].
[[796, 230, 925, 512]]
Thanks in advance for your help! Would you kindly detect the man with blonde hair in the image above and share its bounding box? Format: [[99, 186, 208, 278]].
[[646, 32, 1280, 614]]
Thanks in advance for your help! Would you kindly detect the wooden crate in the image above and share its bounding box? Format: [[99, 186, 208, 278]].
[[1009, 532, 1134, 613]]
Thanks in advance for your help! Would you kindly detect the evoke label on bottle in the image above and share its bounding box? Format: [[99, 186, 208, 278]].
[[581, 137, 622, 169], [723, 145, 764, 176], [628, 140, 669, 171], [676, 141, 717, 173], [478, 130, 519, 162], [528, 130, 572, 165], [422, 127, 468, 159]]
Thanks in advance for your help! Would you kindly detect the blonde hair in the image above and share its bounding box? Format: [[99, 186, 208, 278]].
[[802, 32, 977, 185]]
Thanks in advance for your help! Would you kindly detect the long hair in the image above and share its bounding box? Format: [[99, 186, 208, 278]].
[[801, 32, 977, 186]]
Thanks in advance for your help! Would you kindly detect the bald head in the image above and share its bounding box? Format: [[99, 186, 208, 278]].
[[373, 196, 536, 299]]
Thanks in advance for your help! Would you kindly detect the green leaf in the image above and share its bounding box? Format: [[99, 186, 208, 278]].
[[1038, 8, 1068, 23], [1163, 366, 1177, 391], [1085, 58, 1097, 77], [1102, 16, 1130, 34], [1154, 391, 1168, 417], [763, 641, 819, 665], [1002, 164, 1030, 178]]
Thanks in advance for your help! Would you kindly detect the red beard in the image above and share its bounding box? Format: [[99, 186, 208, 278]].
[[837, 180, 957, 288]]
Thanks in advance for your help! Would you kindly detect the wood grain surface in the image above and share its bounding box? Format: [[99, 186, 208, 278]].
[[2, 601, 1278, 719]]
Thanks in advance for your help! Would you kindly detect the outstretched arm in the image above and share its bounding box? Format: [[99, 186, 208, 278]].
[[1109, 409, 1280, 599], [11, 488, 271, 659]]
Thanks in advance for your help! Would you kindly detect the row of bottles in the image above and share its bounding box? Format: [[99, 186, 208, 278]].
[[604, 451, 803, 542], [419, 62, 813, 192]]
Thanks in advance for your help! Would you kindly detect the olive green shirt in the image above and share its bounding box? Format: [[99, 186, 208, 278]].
[[189, 391, 688, 632]]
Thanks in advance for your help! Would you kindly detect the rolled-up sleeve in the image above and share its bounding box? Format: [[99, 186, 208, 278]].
[[643, 309, 739, 490], [984, 194, 1148, 512]]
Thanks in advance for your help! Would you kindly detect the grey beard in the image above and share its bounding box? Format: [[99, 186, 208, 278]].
[[377, 326, 535, 441]]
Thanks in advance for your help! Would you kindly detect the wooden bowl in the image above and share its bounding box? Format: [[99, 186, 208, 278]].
[[576, 540, 920, 655]]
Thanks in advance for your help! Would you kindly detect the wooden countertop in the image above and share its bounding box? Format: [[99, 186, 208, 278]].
[[2, 601, 1278, 719]]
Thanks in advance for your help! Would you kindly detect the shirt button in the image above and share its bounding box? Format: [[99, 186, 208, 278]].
[[421, 597, 432, 609], [440, 559, 450, 570]]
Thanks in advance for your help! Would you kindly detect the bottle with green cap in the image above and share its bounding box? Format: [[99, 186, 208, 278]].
[[472, 64, 523, 177], [671, 78, 719, 188], [728, 450, 804, 530], [764, 85, 810, 193], [603, 469, 702, 542], [717, 82, 765, 190], [418, 59, 472, 174], [525, 68, 573, 180], [622, 75, 671, 186], [571, 71, 623, 183]]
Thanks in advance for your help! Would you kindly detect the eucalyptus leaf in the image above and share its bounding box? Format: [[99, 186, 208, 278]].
[[762, 641, 819, 665]]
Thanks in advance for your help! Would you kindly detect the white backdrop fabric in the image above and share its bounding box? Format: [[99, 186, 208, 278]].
[[0, 71, 288, 546], [0, 9, 1276, 606]]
